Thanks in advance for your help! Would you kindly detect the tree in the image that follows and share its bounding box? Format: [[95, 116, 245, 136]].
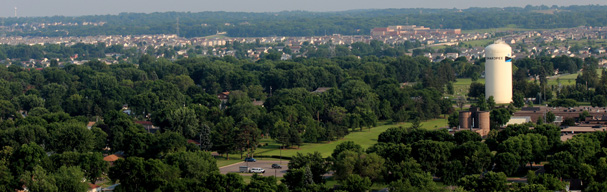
[[48, 122, 95, 153], [53, 166, 88, 192], [452, 141, 492, 175], [109, 157, 179, 192], [331, 141, 363, 159], [235, 117, 261, 157], [448, 111, 459, 128], [166, 107, 199, 138], [246, 174, 287, 192], [282, 166, 326, 192], [0, 100, 16, 120], [545, 151, 577, 179], [591, 95, 607, 107], [513, 92, 525, 108], [199, 124, 212, 151], [10, 142, 48, 177], [458, 171, 507, 192], [545, 111, 556, 124], [491, 108, 512, 128], [487, 96, 496, 110], [411, 140, 454, 174], [468, 82, 485, 98], [212, 117, 237, 160], [526, 171, 565, 191], [494, 152, 520, 176], [20, 165, 58, 192], [288, 152, 329, 184], [164, 151, 218, 180], [339, 174, 371, 192], [476, 94, 488, 111], [454, 130, 482, 145]]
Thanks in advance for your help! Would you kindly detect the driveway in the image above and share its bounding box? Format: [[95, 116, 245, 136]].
[[220, 160, 289, 177]]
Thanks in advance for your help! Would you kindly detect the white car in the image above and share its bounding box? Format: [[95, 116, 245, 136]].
[[250, 167, 265, 173]]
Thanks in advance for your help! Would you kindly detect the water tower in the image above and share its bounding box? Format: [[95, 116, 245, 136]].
[[484, 40, 513, 104]]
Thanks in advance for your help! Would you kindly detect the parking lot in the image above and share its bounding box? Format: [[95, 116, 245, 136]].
[[219, 160, 290, 177]]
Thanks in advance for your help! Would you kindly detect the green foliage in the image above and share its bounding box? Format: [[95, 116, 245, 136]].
[[288, 152, 329, 184], [20, 165, 58, 192], [331, 141, 363, 159], [494, 152, 520, 176], [338, 174, 371, 192], [448, 111, 459, 128], [548, 98, 578, 107], [454, 130, 482, 145], [163, 151, 218, 180], [54, 166, 88, 192], [526, 171, 565, 191], [458, 171, 508, 192], [109, 157, 180, 192]]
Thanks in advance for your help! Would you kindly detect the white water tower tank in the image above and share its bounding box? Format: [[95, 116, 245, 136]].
[[484, 40, 512, 104]]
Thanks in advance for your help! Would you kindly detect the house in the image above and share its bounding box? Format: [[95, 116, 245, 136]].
[[88, 183, 102, 192], [135, 121, 158, 133], [252, 100, 264, 107], [311, 87, 332, 94], [217, 92, 230, 109], [103, 154, 123, 166], [87, 122, 96, 130], [187, 139, 201, 146]]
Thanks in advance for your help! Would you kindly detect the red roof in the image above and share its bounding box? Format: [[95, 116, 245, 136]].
[[88, 183, 100, 189], [187, 139, 200, 145], [103, 154, 121, 162]]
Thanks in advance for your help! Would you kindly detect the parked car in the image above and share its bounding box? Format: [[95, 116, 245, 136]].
[[271, 164, 282, 169], [250, 167, 265, 173], [244, 157, 256, 162]]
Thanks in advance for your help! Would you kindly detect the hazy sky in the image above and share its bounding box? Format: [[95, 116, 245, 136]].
[[2, 0, 607, 17]]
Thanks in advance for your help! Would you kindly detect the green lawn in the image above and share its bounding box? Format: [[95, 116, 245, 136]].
[[215, 118, 449, 167], [449, 78, 485, 98], [547, 72, 579, 86], [253, 119, 448, 158]]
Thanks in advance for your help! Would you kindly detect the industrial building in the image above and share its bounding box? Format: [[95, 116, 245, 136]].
[[458, 107, 491, 137]]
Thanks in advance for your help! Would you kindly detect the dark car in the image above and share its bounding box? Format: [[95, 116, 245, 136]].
[[244, 157, 256, 162], [271, 164, 282, 169]]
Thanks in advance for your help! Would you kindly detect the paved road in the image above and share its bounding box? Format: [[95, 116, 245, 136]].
[[220, 160, 289, 177]]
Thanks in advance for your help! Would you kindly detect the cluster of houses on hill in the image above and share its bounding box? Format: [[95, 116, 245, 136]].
[[1, 26, 607, 67]]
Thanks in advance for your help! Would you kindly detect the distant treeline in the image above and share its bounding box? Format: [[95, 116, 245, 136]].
[[3, 5, 607, 38]]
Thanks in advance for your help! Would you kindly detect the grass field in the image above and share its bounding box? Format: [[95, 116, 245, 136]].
[[255, 119, 449, 158], [449, 78, 485, 98], [460, 39, 494, 47], [215, 118, 449, 166], [547, 72, 579, 86]]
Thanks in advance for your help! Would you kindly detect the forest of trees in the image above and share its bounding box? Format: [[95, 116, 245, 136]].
[[0, 47, 465, 191], [3, 5, 607, 37], [0, 20, 606, 190]]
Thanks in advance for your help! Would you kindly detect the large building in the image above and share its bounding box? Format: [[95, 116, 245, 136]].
[[485, 41, 513, 104]]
